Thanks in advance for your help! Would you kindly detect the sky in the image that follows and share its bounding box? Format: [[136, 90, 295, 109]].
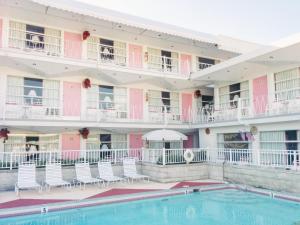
[[77, 0, 300, 44]]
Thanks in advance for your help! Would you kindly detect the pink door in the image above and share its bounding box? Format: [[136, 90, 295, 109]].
[[129, 133, 143, 158], [253, 75, 268, 115], [64, 32, 82, 59], [61, 134, 81, 159], [180, 54, 192, 76], [63, 82, 81, 116], [129, 88, 143, 120], [0, 19, 2, 48], [183, 134, 194, 148], [128, 44, 143, 68], [182, 93, 193, 122]]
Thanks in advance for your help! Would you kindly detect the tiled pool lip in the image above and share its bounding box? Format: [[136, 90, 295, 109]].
[[0, 184, 229, 218], [0, 183, 299, 219]]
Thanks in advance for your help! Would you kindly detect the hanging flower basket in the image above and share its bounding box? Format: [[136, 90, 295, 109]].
[[82, 31, 90, 40], [0, 128, 10, 142], [82, 78, 91, 89], [194, 90, 201, 98], [79, 128, 89, 139], [205, 128, 210, 135]]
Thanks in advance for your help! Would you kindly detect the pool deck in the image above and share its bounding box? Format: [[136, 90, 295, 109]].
[[0, 180, 221, 209]]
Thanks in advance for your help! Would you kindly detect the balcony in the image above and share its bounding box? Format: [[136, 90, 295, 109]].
[[198, 97, 300, 124], [147, 54, 179, 74]]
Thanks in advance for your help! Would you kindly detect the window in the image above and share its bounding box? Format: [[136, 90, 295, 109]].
[[147, 48, 178, 73], [4, 134, 59, 153], [99, 85, 114, 110], [161, 50, 172, 71], [24, 78, 43, 105], [100, 38, 114, 60], [201, 95, 214, 107], [87, 36, 126, 65], [100, 134, 111, 149], [197, 57, 215, 70], [219, 81, 249, 108], [274, 68, 300, 101], [26, 24, 45, 49], [260, 130, 300, 165], [148, 90, 179, 115], [218, 133, 250, 149]]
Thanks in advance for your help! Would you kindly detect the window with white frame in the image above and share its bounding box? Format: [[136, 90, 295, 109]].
[[9, 21, 61, 55], [86, 84, 127, 117], [219, 81, 249, 108], [260, 130, 300, 165], [86, 133, 128, 150], [87, 36, 126, 65], [197, 57, 215, 70], [274, 68, 300, 101], [6, 76, 60, 109], [217, 133, 251, 149], [148, 90, 179, 114], [147, 48, 179, 73], [4, 134, 59, 153]]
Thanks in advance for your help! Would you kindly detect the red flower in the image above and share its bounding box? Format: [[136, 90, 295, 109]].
[[83, 78, 91, 89], [79, 128, 89, 139], [82, 31, 90, 40], [0, 128, 10, 141]]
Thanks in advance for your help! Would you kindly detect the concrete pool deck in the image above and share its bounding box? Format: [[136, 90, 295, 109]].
[[0, 180, 221, 209]]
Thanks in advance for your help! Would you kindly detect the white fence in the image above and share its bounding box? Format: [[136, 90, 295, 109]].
[[0, 149, 141, 170], [0, 148, 299, 170]]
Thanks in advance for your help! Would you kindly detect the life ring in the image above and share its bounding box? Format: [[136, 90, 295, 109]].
[[184, 149, 194, 164]]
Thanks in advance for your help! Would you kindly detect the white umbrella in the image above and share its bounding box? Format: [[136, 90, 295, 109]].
[[142, 129, 188, 141]]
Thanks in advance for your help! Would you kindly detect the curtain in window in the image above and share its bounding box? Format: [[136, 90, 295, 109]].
[[148, 90, 162, 112], [219, 86, 229, 108], [43, 80, 60, 108], [114, 41, 126, 65], [4, 136, 25, 152], [147, 48, 161, 71], [6, 76, 23, 105], [170, 141, 181, 149], [149, 141, 164, 149], [86, 84, 99, 109], [87, 36, 99, 60], [171, 52, 179, 73], [274, 68, 300, 101], [240, 81, 250, 106], [170, 92, 179, 114], [114, 87, 127, 112], [9, 21, 26, 49], [86, 134, 100, 150], [44, 28, 61, 56], [39, 135, 59, 151], [111, 134, 127, 149], [260, 131, 285, 150]]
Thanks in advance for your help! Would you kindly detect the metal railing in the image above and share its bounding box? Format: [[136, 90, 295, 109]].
[[0, 149, 142, 170], [142, 148, 207, 165], [198, 62, 213, 70], [87, 42, 127, 66], [0, 148, 299, 170], [147, 54, 179, 74]]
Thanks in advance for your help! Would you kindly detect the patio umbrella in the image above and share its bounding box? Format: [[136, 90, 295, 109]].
[[142, 129, 188, 142]]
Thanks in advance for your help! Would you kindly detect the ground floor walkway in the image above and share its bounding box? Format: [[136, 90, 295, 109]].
[[0, 180, 221, 210]]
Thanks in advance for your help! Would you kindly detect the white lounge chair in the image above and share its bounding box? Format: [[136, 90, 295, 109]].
[[45, 163, 71, 190], [98, 161, 124, 185], [123, 158, 149, 182], [75, 163, 102, 188], [15, 164, 42, 195]]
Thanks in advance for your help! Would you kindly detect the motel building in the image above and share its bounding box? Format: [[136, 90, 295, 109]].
[[0, 0, 299, 193]]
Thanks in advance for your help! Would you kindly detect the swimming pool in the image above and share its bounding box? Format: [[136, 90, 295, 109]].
[[1, 189, 300, 225]]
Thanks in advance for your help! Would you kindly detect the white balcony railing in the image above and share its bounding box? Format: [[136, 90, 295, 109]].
[[9, 28, 62, 56], [0, 148, 299, 170], [87, 43, 127, 66], [147, 55, 179, 74], [0, 149, 142, 170]]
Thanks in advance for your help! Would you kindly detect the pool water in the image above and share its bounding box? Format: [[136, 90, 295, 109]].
[[1, 189, 300, 225]]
